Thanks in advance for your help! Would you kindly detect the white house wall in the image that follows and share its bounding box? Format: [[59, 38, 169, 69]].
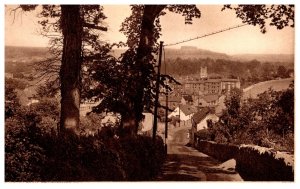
[[196, 114, 219, 131], [141, 113, 154, 132], [168, 107, 194, 121]]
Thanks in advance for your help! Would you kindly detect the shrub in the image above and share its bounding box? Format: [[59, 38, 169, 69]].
[[6, 115, 165, 181], [5, 100, 165, 181], [195, 129, 212, 141], [5, 117, 46, 181], [112, 135, 166, 181], [40, 132, 125, 181]]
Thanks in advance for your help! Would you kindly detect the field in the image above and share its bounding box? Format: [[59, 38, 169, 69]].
[[242, 78, 293, 99]]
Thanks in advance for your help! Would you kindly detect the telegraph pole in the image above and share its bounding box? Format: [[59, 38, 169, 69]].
[[153, 41, 163, 142], [164, 45, 168, 153]]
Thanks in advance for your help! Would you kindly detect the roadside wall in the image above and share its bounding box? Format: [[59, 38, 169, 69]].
[[194, 140, 294, 181]]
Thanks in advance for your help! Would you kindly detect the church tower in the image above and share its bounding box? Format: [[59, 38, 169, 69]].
[[200, 66, 208, 79]]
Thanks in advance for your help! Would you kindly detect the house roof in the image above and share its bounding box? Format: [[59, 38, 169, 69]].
[[159, 95, 181, 107], [202, 94, 219, 103], [180, 105, 197, 115], [182, 95, 193, 102], [192, 107, 211, 124]]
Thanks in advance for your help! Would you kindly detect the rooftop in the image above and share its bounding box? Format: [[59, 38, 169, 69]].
[[192, 107, 212, 124], [180, 104, 197, 115]]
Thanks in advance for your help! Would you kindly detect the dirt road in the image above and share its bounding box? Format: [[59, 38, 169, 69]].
[[156, 126, 243, 181]]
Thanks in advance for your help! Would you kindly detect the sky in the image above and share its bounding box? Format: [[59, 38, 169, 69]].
[[4, 4, 295, 55]]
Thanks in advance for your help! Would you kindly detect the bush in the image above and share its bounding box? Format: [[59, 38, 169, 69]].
[[5, 117, 46, 181], [6, 114, 166, 181], [116, 135, 165, 180], [195, 129, 212, 141], [41, 132, 125, 181]]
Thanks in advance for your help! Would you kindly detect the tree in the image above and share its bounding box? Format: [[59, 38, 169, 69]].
[[210, 83, 294, 150], [82, 5, 201, 137], [5, 78, 28, 119], [222, 5, 294, 33], [58, 5, 83, 131], [17, 5, 108, 133], [277, 65, 288, 78], [261, 62, 275, 81], [109, 4, 294, 137], [224, 88, 242, 118], [15, 4, 294, 138], [117, 5, 201, 136]]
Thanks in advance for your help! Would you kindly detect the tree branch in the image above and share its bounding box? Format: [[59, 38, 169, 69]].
[[83, 22, 107, 31]]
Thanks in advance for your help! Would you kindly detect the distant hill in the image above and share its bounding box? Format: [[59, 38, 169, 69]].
[[111, 46, 294, 64], [5, 46, 50, 62], [231, 54, 294, 64], [164, 47, 230, 60], [5, 46, 294, 64], [110, 47, 230, 60]]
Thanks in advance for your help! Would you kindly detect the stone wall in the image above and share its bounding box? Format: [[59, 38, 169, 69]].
[[194, 140, 294, 181]]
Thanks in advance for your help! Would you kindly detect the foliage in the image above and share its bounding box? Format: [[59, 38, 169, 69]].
[[5, 111, 46, 181], [222, 5, 294, 33], [120, 5, 201, 49], [162, 57, 292, 87], [80, 112, 104, 129], [120, 5, 200, 126], [5, 95, 165, 181], [6, 120, 166, 181], [39, 132, 125, 181], [209, 83, 294, 152], [5, 79, 22, 118], [195, 129, 212, 141], [277, 65, 289, 78], [107, 135, 166, 181], [82, 5, 201, 135], [17, 5, 110, 130], [224, 88, 242, 118]]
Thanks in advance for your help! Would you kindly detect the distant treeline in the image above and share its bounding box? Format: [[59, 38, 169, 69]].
[[5, 46, 49, 59], [162, 57, 293, 87]]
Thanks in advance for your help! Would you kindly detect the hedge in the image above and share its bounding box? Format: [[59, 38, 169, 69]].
[[5, 125, 166, 181]]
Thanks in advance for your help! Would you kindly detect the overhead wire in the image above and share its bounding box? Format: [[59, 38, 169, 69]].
[[163, 23, 248, 47]]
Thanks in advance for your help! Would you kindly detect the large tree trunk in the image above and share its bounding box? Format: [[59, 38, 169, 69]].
[[134, 5, 166, 131], [120, 5, 166, 137], [119, 110, 138, 138], [59, 5, 83, 132]]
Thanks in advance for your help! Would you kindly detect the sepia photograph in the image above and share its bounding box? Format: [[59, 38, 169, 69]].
[[3, 0, 296, 184]]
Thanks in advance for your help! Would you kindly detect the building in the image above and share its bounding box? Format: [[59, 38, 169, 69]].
[[190, 107, 219, 144], [139, 112, 154, 133], [195, 94, 220, 107], [168, 104, 197, 126], [200, 66, 208, 79], [183, 78, 240, 96], [160, 95, 181, 110], [181, 94, 193, 105], [221, 79, 241, 93]]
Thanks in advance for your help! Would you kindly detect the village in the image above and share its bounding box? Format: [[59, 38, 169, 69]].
[[4, 4, 295, 183], [6, 62, 293, 141]]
